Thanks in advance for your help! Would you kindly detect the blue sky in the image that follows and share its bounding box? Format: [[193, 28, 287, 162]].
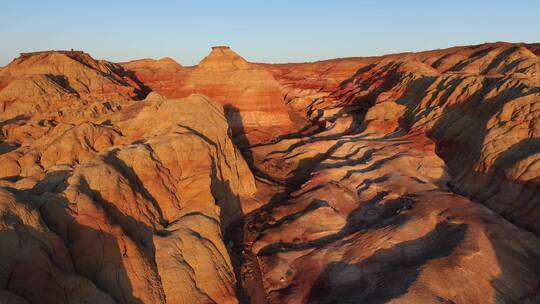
[[1, 1, 539, 66]]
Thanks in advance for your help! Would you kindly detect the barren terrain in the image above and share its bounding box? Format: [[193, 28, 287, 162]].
[[1, 42, 539, 303]]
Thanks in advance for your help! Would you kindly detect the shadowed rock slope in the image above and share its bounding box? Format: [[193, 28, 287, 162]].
[[1, 43, 540, 304]]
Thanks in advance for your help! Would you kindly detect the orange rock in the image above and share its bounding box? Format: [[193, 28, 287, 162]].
[[1, 42, 540, 304], [123, 46, 295, 143], [0, 50, 142, 120]]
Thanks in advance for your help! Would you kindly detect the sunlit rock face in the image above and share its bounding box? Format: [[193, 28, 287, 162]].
[[184, 47, 293, 133], [0, 51, 143, 121], [123, 46, 295, 143], [1, 43, 540, 304]]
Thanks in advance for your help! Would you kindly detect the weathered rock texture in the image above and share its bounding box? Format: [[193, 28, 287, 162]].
[[1, 43, 540, 304], [0, 51, 258, 303], [0, 51, 144, 120], [122, 46, 295, 143], [229, 42, 540, 303]]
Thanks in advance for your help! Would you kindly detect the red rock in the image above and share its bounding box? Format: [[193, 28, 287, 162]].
[[0, 50, 142, 121], [1, 42, 540, 304], [123, 46, 295, 143]]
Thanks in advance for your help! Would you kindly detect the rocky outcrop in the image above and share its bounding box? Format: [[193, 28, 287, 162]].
[[0, 94, 257, 303], [123, 47, 295, 143], [122, 58, 183, 98], [122, 57, 182, 71], [182, 47, 293, 138], [0, 50, 143, 120]]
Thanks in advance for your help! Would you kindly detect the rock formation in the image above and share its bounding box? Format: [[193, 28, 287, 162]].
[[231, 42, 540, 303], [0, 54, 258, 302], [0, 94, 258, 303], [123, 46, 295, 144], [0, 51, 144, 120], [1, 43, 540, 303]]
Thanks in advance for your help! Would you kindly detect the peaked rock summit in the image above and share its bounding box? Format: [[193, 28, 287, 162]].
[[123, 46, 295, 143], [198, 46, 251, 70], [184, 46, 293, 138]]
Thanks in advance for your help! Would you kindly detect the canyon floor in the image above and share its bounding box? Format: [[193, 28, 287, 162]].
[[1, 42, 540, 304]]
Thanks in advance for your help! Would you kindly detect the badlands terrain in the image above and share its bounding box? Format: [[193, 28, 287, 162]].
[[0, 42, 539, 303]]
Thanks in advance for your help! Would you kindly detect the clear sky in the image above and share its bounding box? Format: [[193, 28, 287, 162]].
[[1, 0, 539, 66]]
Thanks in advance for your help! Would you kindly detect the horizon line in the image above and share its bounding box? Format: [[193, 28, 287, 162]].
[[2, 40, 539, 68]]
